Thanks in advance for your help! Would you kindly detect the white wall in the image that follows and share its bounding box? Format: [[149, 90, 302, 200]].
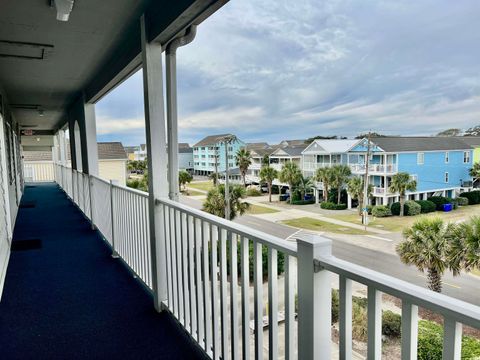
[[98, 159, 127, 186]]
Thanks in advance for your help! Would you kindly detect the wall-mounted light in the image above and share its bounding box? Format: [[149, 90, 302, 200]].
[[54, 0, 75, 22], [38, 109, 44, 117], [36, 137, 41, 142]]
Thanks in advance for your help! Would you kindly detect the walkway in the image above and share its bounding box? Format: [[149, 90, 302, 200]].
[[0, 183, 207, 359]]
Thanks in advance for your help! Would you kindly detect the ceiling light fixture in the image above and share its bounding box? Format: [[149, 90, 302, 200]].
[[54, 0, 75, 22]]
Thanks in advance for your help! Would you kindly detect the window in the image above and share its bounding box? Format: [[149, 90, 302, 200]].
[[445, 152, 449, 163], [445, 172, 449, 183], [228, 146, 233, 152], [417, 152, 424, 165], [464, 151, 471, 163]]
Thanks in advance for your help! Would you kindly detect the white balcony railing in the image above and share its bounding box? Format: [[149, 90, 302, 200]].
[[24, 161, 55, 182], [350, 163, 398, 174], [54, 163, 480, 360], [373, 186, 385, 195], [302, 162, 332, 171]]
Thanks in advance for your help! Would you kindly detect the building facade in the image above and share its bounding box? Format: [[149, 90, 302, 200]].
[[193, 134, 245, 175]]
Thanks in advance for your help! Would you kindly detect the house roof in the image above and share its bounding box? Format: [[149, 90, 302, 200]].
[[271, 145, 307, 157], [302, 139, 359, 155], [23, 151, 52, 162], [123, 146, 139, 154], [98, 142, 128, 160], [279, 139, 307, 147], [460, 137, 480, 147], [246, 142, 270, 150], [193, 134, 233, 147], [365, 137, 473, 152], [250, 148, 275, 157]]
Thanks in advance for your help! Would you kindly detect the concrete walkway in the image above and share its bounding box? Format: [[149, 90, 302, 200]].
[[245, 197, 391, 235]]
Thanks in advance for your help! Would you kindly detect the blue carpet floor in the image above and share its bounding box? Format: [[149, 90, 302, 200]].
[[0, 183, 208, 359]]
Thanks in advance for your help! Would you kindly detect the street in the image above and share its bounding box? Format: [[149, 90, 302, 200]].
[[181, 195, 480, 306]]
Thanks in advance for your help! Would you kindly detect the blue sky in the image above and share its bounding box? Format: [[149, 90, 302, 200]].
[[96, 0, 480, 146]]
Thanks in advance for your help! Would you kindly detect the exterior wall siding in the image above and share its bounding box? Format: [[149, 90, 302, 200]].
[[193, 138, 245, 173], [397, 150, 472, 192], [98, 160, 127, 186]]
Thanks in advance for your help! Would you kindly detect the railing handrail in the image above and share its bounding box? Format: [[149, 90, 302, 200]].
[[111, 182, 149, 198], [156, 196, 297, 256], [316, 254, 480, 329]]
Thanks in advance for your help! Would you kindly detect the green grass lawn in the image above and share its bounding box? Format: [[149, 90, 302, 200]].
[[326, 204, 480, 233], [282, 217, 372, 235], [187, 181, 213, 192], [246, 204, 280, 215], [181, 189, 205, 196]]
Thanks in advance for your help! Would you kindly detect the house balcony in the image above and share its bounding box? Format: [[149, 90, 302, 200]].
[[303, 162, 332, 172], [3, 164, 478, 359], [350, 163, 398, 175]]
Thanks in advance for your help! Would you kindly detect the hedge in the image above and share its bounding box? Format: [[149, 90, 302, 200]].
[[320, 202, 347, 210], [415, 200, 437, 213], [291, 199, 315, 205], [428, 196, 451, 211], [382, 310, 401, 338], [327, 188, 348, 205], [371, 205, 392, 217], [246, 188, 262, 197], [446, 197, 459, 210], [391, 200, 421, 216], [460, 190, 480, 205], [456, 196, 469, 206], [417, 320, 480, 360]]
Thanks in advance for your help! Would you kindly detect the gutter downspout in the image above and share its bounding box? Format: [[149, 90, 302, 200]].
[[166, 26, 197, 201]]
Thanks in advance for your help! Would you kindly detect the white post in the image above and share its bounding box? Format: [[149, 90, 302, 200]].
[[58, 130, 67, 166], [141, 14, 168, 312], [83, 101, 99, 176], [347, 193, 352, 209], [297, 234, 332, 360], [166, 46, 179, 201]]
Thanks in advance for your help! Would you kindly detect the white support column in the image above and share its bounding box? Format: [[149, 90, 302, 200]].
[[166, 47, 179, 201], [347, 193, 352, 209], [382, 196, 388, 206], [141, 14, 169, 312], [297, 234, 332, 360], [414, 193, 420, 201], [58, 130, 67, 166], [83, 102, 99, 176]]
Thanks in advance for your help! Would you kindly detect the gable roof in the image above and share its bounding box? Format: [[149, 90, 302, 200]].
[[302, 139, 359, 155], [97, 142, 128, 160], [271, 145, 306, 157], [250, 148, 275, 157], [246, 142, 270, 150], [193, 134, 233, 147], [364, 137, 473, 152], [279, 139, 307, 147], [460, 137, 480, 147]]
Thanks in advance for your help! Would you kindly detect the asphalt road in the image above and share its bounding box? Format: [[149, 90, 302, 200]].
[[181, 195, 480, 306]]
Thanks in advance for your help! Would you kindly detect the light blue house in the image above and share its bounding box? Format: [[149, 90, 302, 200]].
[[347, 137, 474, 206], [193, 134, 245, 175]]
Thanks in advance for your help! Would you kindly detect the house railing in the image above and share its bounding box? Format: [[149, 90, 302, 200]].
[[53, 163, 480, 360], [350, 163, 398, 174], [23, 161, 55, 182]]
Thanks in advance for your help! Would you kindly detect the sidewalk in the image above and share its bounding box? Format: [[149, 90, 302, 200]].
[[245, 197, 391, 235]]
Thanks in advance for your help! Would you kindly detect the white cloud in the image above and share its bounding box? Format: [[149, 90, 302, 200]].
[[96, 116, 145, 135]]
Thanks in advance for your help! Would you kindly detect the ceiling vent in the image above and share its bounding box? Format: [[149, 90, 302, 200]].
[[0, 40, 54, 60]]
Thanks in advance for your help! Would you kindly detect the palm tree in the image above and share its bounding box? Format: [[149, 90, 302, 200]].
[[448, 216, 480, 276], [315, 167, 334, 201], [259, 166, 278, 202], [347, 176, 373, 215], [279, 162, 301, 203], [297, 175, 314, 200], [469, 162, 480, 186], [178, 170, 193, 191], [210, 172, 218, 186], [397, 217, 454, 292], [389, 172, 417, 216], [235, 148, 252, 187], [203, 184, 249, 220], [331, 164, 352, 205]]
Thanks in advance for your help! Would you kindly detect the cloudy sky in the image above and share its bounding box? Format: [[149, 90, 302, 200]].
[[96, 0, 480, 146]]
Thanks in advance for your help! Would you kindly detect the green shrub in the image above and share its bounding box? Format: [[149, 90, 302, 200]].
[[428, 196, 450, 211], [327, 188, 348, 205], [415, 200, 437, 213], [417, 320, 480, 360], [372, 205, 392, 217], [291, 199, 315, 205], [320, 202, 347, 210], [405, 200, 421, 215], [456, 196, 469, 206], [352, 303, 368, 342], [391, 200, 420, 216], [331, 289, 339, 323], [382, 310, 401, 337], [246, 187, 262, 197], [460, 190, 480, 205], [366, 204, 373, 215]]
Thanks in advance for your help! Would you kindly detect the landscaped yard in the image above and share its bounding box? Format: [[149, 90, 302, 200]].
[[325, 204, 480, 233], [187, 181, 213, 192], [246, 204, 280, 215], [181, 189, 205, 196], [282, 217, 372, 235]]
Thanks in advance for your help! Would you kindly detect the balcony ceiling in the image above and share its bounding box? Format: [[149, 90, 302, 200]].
[[0, 0, 226, 131]]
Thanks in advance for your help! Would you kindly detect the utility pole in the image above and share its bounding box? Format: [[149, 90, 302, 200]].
[[363, 132, 372, 227]]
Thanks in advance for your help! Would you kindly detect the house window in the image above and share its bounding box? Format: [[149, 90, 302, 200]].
[[445, 152, 449, 163], [228, 146, 233, 152], [445, 172, 449, 183], [464, 151, 471, 163], [417, 152, 424, 165]]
